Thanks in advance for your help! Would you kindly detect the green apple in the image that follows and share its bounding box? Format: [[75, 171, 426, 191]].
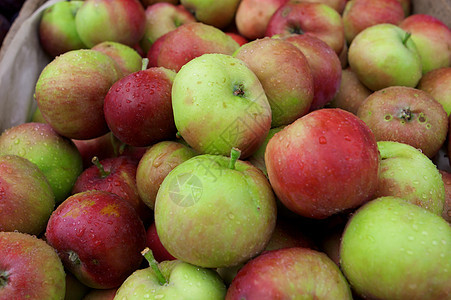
[[92, 41, 143, 76], [340, 196, 451, 299], [114, 248, 226, 299], [375, 141, 445, 215], [348, 23, 422, 91], [172, 53, 272, 159], [154, 149, 277, 268], [180, 0, 240, 29]]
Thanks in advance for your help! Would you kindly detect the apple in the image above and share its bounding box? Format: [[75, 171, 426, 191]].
[[35, 49, 123, 140], [65, 272, 90, 300], [46, 190, 146, 289], [439, 170, 451, 222], [348, 23, 422, 91], [297, 0, 347, 13], [357, 86, 448, 158], [72, 132, 118, 169], [172, 53, 272, 158], [399, 14, 451, 74], [373, 141, 445, 215], [342, 0, 405, 44], [180, 0, 240, 29], [75, 0, 146, 48], [114, 248, 227, 299], [0, 232, 66, 299], [155, 149, 277, 268], [72, 156, 152, 223], [147, 22, 239, 72], [140, 2, 195, 54], [0, 122, 83, 203], [103, 66, 177, 147], [92, 41, 143, 76], [141, 0, 179, 7], [0, 154, 54, 235], [282, 34, 342, 111], [340, 196, 451, 299], [397, 0, 411, 16], [82, 288, 117, 300], [146, 222, 176, 262], [265, 108, 380, 219], [39, 1, 86, 57], [226, 247, 352, 299], [225, 32, 248, 46], [417, 67, 451, 116], [136, 140, 197, 210], [248, 126, 285, 176], [266, 2, 345, 55], [327, 67, 372, 115]]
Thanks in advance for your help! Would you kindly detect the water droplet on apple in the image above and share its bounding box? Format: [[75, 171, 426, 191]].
[[319, 136, 327, 144]]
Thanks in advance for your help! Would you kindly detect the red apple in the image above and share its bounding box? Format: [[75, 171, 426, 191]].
[[72, 132, 117, 170], [225, 32, 248, 46], [418, 67, 451, 116], [300, 0, 347, 14], [145, 222, 176, 262], [265, 108, 380, 219], [141, 0, 179, 7]]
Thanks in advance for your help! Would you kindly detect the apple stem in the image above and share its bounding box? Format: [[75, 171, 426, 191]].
[[402, 32, 412, 45], [91, 156, 110, 178], [228, 148, 241, 170], [142, 58, 149, 70], [0, 271, 9, 288], [142, 247, 167, 286], [399, 108, 412, 121]]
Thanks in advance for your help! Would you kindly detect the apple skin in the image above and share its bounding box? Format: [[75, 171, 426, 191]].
[[357, 86, 448, 158], [342, 0, 405, 44], [141, 0, 179, 7], [75, 0, 146, 48], [35, 49, 122, 140], [348, 23, 422, 91], [234, 37, 314, 127], [399, 14, 451, 74], [225, 32, 248, 46], [180, 0, 240, 29], [155, 154, 277, 268], [92, 41, 143, 76], [104, 67, 177, 147], [136, 140, 197, 210], [114, 258, 227, 299], [72, 132, 117, 169], [0, 232, 66, 299], [65, 272, 90, 300], [327, 67, 372, 115], [146, 222, 176, 262], [140, 2, 196, 54], [46, 190, 146, 289], [266, 2, 345, 55], [248, 126, 285, 176], [0, 122, 83, 203], [39, 1, 86, 57], [340, 196, 451, 300], [82, 288, 117, 300], [418, 67, 451, 116], [265, 108, 380, 219], [147, 22, 239, 72], [298, 0, 347, 13], [172, 53, 272, 159], [374, 141, 445, 215], [226, 247, 352, 299], [282, 34, 342, 111], [439, 170, 451, 223], [0, 155, 54, 235]]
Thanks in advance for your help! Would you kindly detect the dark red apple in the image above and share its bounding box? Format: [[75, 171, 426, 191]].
[[145, 222, 176, 262], [72, 132, 117, 169]]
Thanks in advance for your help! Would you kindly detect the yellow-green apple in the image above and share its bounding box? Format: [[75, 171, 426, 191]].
[[297, 0, 347, 13], [35, 49, 122, 140], [265, 108, 380, 219], [327, 67, 372, 115], [172, 53, 272, 158], [399, 14, 451, 74], [146, 222, 176, 262], [226, 247, 352, 299], [418, 67, 451, 116], [342, 0, 405, 44], [439, 170, 451, 222], [266, 2, 345, 55], [248, 126, 285, 176], [233, 37, 314, 127], [136, 140, 197, 210], [75, 0, 146, 48], [373, 141, 445, 215], [348, 23, 422, 91], [0, 232, 66, 299], [340, 196, 451, 300], [72, 156, 152, 223], [0, 122, 83, 203], [114, 248, 227, 299], [147, 22, 239, 72], [357, 86, 448, 158], [180, 0, 240, 29], [154, 150, 277, 268], [92, 41, 143, 76], [0, 155, 54, 235], [235, 0, 288, 40], [282, 34, 342, 111], [45, 190, 146, 289], [39, 1, 86, 57], [140, 2, 195, 54]]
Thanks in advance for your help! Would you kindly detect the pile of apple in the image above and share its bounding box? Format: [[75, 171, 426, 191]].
[[0, 0, 450, 299]]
